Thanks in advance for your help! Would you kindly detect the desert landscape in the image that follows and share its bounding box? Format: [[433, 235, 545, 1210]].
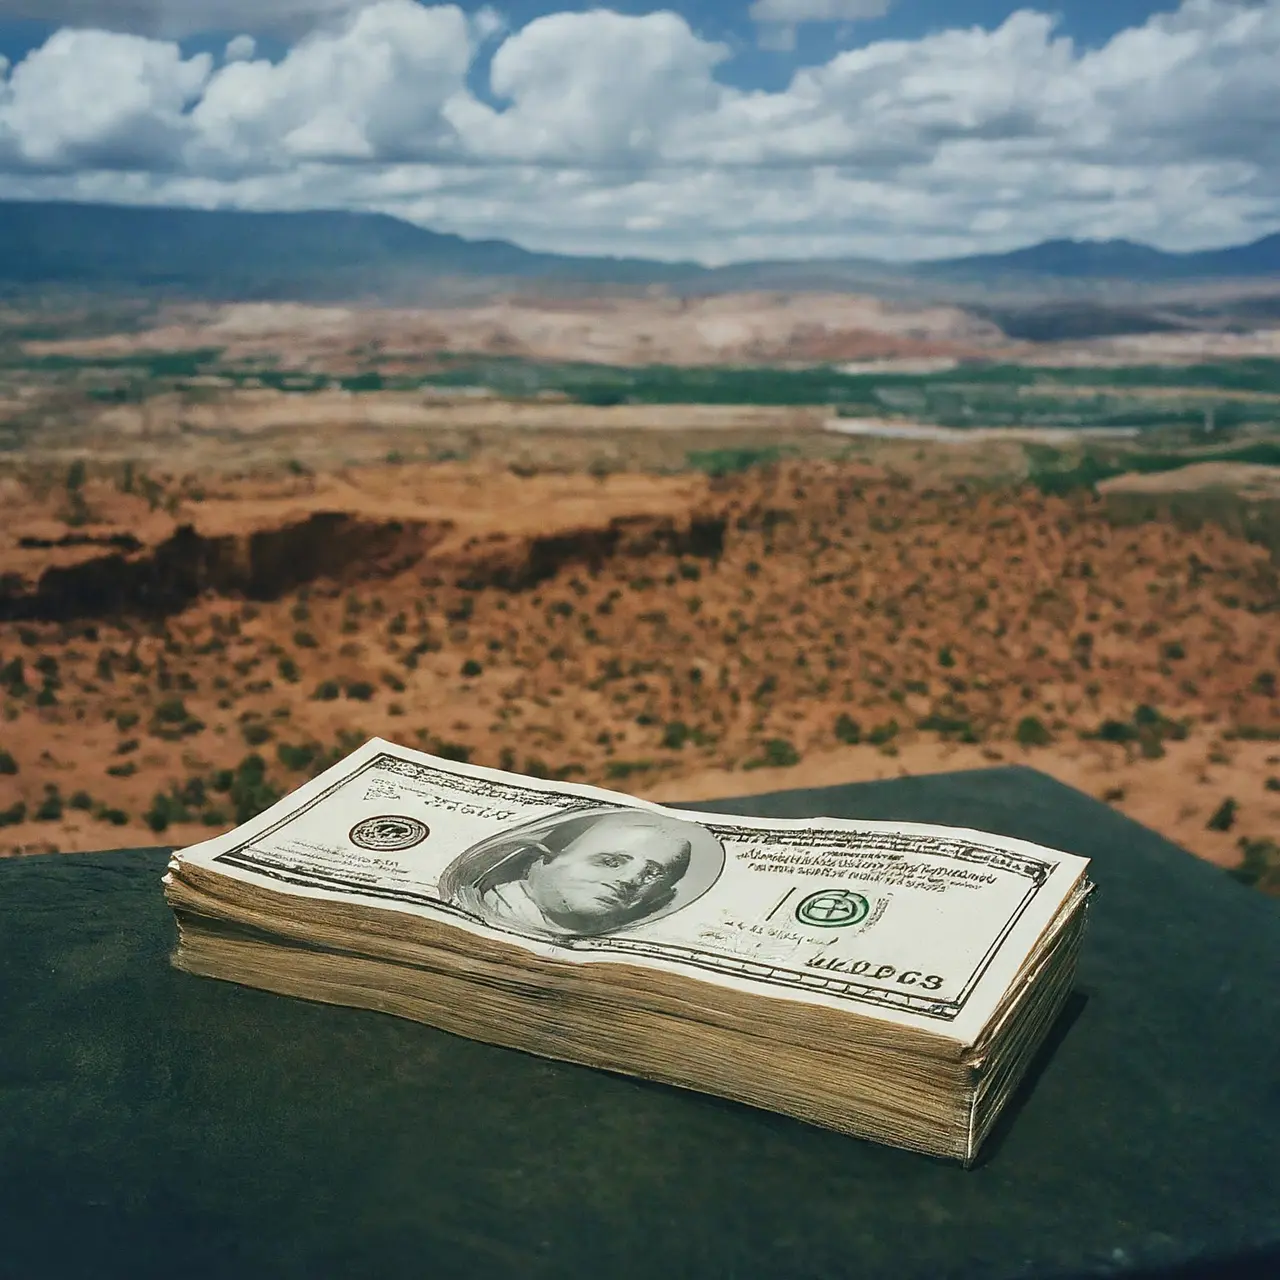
[[2, 285, 1278, 893]]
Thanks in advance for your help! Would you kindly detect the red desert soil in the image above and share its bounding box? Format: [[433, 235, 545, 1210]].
[[1, 459, 1277, 875]]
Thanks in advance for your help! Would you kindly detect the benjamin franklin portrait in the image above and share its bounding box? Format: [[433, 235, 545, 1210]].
[[439, 805, 725, 942]]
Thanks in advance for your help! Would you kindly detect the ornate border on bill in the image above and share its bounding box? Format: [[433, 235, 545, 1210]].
[[209, 751, 1058, 1023]]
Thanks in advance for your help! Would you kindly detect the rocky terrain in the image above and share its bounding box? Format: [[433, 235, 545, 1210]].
[[16, 293, 1280, 386], [1, 453, 1277, 882], [20, 292, 1009, 368]]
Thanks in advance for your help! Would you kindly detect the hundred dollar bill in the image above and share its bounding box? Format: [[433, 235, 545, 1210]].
[[169, 736, 1092, 1046]]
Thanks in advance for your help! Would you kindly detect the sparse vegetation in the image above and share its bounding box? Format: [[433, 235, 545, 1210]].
[[35, 786, 63, 821], [834, 714, 861, 745], [1015, 716, 1052, 747], [0, 801, 27, 827], [606, 760, 655, 780], [1230, 837, 1280, 895], [277, 742, 319, 772], [241, 720, 273, 746], [4, 410, 1279, 870], [1207, 798, 1238, 832], [744, 738, 801, 770]]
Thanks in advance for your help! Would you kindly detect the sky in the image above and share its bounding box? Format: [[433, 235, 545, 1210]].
[[0, 0, 1277, 265]]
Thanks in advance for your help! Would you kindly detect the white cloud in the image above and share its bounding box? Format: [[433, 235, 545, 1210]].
[[0, 1, 1279, 264], [470, 4, 506, 44], [188, 1, 475, 169], [224, 34, 256, 61], [0, 28, 210, 170], [457, 11, 730, 165], [751, 1, 892, 52]]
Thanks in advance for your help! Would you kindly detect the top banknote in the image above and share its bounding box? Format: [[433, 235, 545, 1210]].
[[171, 737, 1091, 1045]]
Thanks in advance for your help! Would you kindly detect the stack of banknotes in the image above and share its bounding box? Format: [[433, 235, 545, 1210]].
[[164, 736, 1094, 1164]]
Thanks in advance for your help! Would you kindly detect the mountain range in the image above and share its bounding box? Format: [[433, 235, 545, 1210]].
[[919, 234, 1280, 280], [1, 199, 1279, 307]]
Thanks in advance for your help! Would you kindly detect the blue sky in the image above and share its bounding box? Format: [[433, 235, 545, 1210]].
[[0, 1, 1276, 264]]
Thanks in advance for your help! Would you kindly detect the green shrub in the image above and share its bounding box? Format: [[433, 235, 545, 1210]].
[[177, 777, 206, 809], [229, 754, 282, 824], [606, 760, 654, 780], [0, 801, 27, 826], [1, 659, 26, 696], [753, 675, 778, 702], [834, 714, 862, 745], [278, 656, 300, 683], [661, 721, 690, 750], [313, 680, 341, 701], [1015, 716, 1052, 747], [1095, 719, 1139, 743], [35, 788, 63, 821], [1207, 798, 1238, 832], [1230, 837, 1280, 894], [68, 790, 93, 810], [106, 761, 137, 778], [241, 720, 273, 746], [153, 697, 189, 724], [868, 720, 900, 746], [917, 713, 976, 740], [277, 742, 319, 772], [345, 680, 376, 701], [460, 660, 483, 679], [0, 749, 17, 775], [144, 796, 170, 832], [759, 739, 801, 768]]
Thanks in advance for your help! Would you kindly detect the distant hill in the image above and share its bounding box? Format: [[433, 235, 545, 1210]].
[[0, 200, 702, 301], [0, 199, 1278, 307], [919, 234, 1280, 280]]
